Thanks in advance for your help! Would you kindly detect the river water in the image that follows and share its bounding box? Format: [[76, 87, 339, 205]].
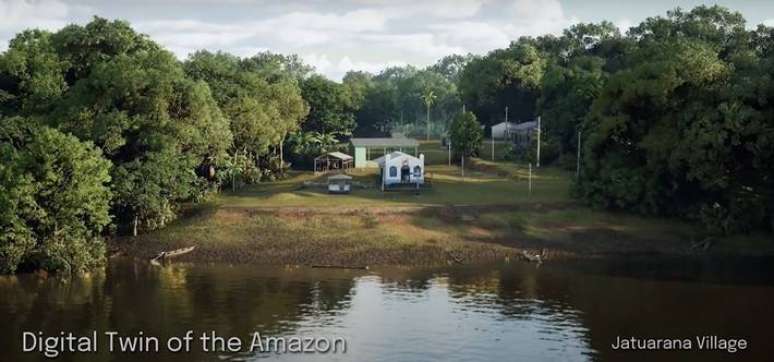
[[1, 257, 772, 362]]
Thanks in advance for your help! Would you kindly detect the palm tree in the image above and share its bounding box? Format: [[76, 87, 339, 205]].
[[420, 88, 437, 141]]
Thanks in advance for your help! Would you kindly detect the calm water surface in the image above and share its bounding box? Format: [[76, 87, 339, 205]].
[[1, 257, 772, 362]]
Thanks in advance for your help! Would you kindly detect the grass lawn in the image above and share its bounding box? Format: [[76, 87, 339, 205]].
[[115, 149, 774, 266], [218, 163, 571, 208], [418, 139, 512, 165]]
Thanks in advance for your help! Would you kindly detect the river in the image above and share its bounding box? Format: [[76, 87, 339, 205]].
[[1, 257, 772, 361]]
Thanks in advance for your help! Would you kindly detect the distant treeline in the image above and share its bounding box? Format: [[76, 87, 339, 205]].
[[1, 5, 773, 273]]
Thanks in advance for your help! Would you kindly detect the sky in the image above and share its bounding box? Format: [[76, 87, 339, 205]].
[[2, 0, 774, 80]]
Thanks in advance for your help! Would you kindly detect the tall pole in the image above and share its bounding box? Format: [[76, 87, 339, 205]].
[[576, 130, 582, 179], [462, 104, 466, 113], [505, 106, 509, 136], [528, 163, 533, 196], [536, 116, 541, 168], [491, 128, 495, 161], [426, 104, 430, 141], [448, 142, 451, 167]]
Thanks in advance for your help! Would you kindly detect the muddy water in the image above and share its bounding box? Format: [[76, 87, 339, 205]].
[[0, 257, 772, 362]]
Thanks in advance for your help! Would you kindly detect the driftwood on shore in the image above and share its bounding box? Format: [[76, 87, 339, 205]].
[[150, 246, 196, 265], [446, 250, 464, 264], [311, 264, 369, 270], [689, 237, 714, 252], [521, 249, 544, 263]]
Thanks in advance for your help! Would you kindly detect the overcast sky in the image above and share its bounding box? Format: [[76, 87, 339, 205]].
[[2, 0, 774, 80]]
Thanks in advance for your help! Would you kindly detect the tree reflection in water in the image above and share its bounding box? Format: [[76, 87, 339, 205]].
[[1, 257, 773, 362]]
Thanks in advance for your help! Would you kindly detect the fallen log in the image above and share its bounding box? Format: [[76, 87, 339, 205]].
[[311, 265, 369, 270], [521, 250, 543, 264], [689, 237, 714, 252], [150, 246, 196, 264], [446, 250, 464, 264]]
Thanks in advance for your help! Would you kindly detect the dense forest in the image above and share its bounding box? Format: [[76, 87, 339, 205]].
[[1, 6, 773, 273]]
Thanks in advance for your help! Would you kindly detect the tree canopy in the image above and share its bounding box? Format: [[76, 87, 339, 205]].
[[2, 5, 773, 273]]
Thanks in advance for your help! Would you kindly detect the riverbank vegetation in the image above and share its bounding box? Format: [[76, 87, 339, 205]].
[[2, 6, 773, 272]]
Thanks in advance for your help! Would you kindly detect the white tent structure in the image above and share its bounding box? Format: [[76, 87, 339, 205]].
[[374, 151, 425, 189]]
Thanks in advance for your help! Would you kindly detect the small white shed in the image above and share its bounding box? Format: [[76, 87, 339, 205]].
[[327, 174, 352, 194], [492, 121, 517, 139], [375, 151, 424, 189]]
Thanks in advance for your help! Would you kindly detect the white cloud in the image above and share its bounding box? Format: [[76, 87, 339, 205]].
[[431, 21, 511, 54], [0, 0, 579, 80], [304, 53, 406, 81], [134, 9, 389, 60], [0, 0, 70, 31], [615, 18, 635, 33], [502, 0, 573, 36], [764, 19, 774, 27], [366, 0, 485, 19], [0, 0, 78, 50]]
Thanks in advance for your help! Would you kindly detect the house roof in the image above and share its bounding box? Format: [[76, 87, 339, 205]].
[[511, 121, 538, 131], [315, 151, 353, 161], [327, 151, 353, 160], [493, 121, 537, 131], [492, 121, 519, 129], [350, 137, 419, 148]]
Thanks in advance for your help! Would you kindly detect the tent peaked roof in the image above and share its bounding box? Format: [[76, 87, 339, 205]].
[[374, 151, 421, 166]]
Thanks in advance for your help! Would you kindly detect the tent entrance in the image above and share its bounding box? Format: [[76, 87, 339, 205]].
[[401, 165, 411, 182]]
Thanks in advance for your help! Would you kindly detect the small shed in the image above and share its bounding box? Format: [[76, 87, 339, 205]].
[[327, 174, 352, 194], [492, 120, 537, 145], [491, 121, 519, 139], [314, 151, 353, 175], [509, 121, 538, 146], [350, 137, 419, 168]]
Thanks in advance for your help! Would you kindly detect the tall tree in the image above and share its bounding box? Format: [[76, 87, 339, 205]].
[[300, 74, 356, 136], [449, 111, 483, 158], [0, 117, 112, 273], [45, 18, 233, 234], [459, 41, 545, 127], [420, 88, 436, 140]]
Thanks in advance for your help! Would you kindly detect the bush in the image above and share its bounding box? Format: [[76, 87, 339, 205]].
[[1, 119, 112, 273]]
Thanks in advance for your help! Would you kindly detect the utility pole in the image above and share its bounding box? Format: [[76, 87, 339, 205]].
[[505, 106, 509, 134], [536, 116, 541, 168], [448, 141, 451, 167], [491, 126, 495, 161], [528, 163, 533, 196], [576, 130, 582, 179], [461, 155, 465, 178]]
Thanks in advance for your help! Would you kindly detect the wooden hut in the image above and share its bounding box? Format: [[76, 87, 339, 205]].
[[314, 152, 353, 175]]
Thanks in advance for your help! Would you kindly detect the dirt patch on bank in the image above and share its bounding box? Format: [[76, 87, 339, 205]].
[[111, 203, 715, 267]]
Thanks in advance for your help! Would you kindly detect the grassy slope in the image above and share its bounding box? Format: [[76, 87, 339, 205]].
[[116, 142, 774, 265]]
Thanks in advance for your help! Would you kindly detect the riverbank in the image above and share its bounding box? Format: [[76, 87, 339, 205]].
[[111, 161, 774, 266]]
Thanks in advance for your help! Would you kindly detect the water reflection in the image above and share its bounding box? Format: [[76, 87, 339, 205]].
[[0, 258, 772, 362]]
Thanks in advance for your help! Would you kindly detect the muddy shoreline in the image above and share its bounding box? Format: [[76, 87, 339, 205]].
[[109, 204, 773, 267]]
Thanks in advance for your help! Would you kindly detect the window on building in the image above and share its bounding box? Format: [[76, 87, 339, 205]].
[[413, 166, 421, 177], [389, 166, 397, 177]]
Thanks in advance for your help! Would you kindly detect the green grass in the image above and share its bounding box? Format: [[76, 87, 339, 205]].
[[418, 140, 512, 165], [218, 163, 571, 208], [116, 150, 774, 265]]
